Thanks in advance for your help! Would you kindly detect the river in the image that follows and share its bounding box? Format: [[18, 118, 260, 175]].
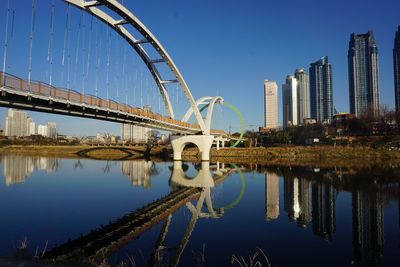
[[0, 154, 398, 266]]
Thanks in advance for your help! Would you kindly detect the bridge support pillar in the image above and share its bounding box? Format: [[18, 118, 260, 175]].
[[171, 135, 214, 161]]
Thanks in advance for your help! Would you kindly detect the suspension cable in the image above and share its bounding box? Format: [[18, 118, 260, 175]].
[[140, 70, 143, 108], [66, 5, 71, 89], [84, 15, 93, 97], [106, 26, 111, 101], [47, 0, 55, 86], [115, 32, 120, 102], [61, 3, 70, 82], [2, 0, 11, 78], [95, 19, 99, 97], [133, 69, 137, 106], [28, 0, 36, 90], [122, 45, 128, 105], [74, 10, 83, 91]]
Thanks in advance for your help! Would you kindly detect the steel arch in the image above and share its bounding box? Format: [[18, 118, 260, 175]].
[[64, 0, 207, 133], [182, 96, 224, 135]]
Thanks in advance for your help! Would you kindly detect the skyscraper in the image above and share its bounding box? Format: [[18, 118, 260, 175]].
[[394, 26, 400, 112], [294, 69, 309, 124], [263, 80, 279, 129], [348, 31, 380, 117], [309, 56, 333, 123], [282, 75, 298, 127]]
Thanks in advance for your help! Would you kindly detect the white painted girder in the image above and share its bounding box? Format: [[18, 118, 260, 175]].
[[64, 0, 208, 133]]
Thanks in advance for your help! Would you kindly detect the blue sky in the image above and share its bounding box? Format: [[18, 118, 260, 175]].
[[0, 0, 399, 136]]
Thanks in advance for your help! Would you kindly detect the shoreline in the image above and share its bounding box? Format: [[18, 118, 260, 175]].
[[0, 145, 399, 167]]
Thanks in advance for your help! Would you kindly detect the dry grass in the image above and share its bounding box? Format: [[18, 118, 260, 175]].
[[231, 247, 271, 267]]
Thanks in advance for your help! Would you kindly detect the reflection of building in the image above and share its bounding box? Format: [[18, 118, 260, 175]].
[[282, 75, 298, 127], [352, 191, 384, 267], [284, 176, 300, 221], [312, 183, 336, 240], [263, 80, 279, 129], [265, 172, 279, 220], [121, 160, 152, 188], [3, 154, 34, 186], [297, 179, 312, 227], [348, 31, 380, 117], [2, 155, 59, 186]]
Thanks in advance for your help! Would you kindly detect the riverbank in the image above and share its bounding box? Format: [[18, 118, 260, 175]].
[[182, 146, 400, 167], [0, 145, 399, 167]]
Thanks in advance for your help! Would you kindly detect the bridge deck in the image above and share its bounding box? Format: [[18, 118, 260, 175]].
[[0, 72, 226, 136]]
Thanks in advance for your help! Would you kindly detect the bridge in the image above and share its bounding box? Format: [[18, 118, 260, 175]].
[[0, 0, 243, 161], [43, 162, 235, 266]]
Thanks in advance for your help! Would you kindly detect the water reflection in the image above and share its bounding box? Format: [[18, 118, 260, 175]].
[[2, 154, 59, 186], [44, 160, 230, 267], [121, 160, 153, 188], [353, 191, 384, 267], [0, 154, 399, 266], [265, 172, 279, 220], [264, 165, 398, 267]]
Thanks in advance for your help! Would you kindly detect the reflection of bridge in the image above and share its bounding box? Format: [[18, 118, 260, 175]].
[[44, 161, 233, 265], [0, 0, 241, 161]]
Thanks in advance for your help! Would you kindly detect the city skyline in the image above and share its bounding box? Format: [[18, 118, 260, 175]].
[[0, 1, 399, 135]]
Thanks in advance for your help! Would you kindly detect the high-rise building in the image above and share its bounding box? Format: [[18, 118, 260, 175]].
[[37, 123, 57, 139], [282, 75, 298, 127], [294, 69, 309, 124], [122, 106, 151, 143], [5, 109, 28, 137], [263, 80, 279, 129], [348, 31, 380, 117], [309, 56, 333, 123], [265, 172, 280, 220], [27, 117, 36, 136], [37, 125, 48, 137], [121, 124, 151, 143], [47, 122, 57, 139], [394, 26, 400, 112]]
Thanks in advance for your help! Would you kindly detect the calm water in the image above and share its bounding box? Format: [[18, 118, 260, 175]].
[[0, 154, 399, 267]]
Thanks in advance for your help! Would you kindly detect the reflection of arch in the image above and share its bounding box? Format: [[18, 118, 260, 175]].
[[171, 161, 214, 188], [182, 96, 224, 135], [215, 163, 246, 210], [65, 0, 206, 132]]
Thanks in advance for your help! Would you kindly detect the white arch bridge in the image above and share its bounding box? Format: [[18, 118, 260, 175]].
[[0, 0, 242, 160]]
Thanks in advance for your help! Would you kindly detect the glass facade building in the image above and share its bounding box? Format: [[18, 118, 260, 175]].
[[309, 56, 333, 123], [348, 31, 380, 117]]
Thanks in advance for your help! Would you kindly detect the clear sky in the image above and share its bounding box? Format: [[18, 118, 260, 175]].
[[0, 0, 399, 136]]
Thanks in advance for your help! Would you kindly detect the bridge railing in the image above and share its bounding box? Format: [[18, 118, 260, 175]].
[[0, 71, 199, 130]]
